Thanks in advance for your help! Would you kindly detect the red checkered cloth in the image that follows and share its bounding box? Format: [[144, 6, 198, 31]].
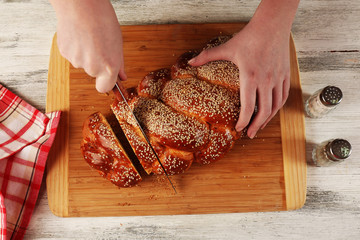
[[0, 84, 61, 240]]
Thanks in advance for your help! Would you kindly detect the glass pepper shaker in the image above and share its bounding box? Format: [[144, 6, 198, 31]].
[[305, 86, 343, 118], [312, 139, 352, 167]]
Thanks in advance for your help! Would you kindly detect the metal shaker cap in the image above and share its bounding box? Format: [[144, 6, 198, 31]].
[[320, 86, 343, 106], [326, 139, 352, 161]]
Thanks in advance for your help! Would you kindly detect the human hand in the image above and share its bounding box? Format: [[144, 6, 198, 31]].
[[189, 24, 290, 138], [189, 0, 299, 138], [50, 0, 126, 93]]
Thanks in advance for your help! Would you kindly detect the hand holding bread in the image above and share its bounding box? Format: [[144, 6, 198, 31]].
[[189, 0, 300, 138]]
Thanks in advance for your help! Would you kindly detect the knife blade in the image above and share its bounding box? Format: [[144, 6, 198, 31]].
[[112, 79, 177, 194]]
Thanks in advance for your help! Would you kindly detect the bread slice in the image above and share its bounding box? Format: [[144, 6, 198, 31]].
[[110, 90, 194, 175], [80, 112, 141, 187]]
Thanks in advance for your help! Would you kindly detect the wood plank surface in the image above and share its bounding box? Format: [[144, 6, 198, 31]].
[[45, 33, 70, 218], [45, 23, 305, 217], [280, 36, 306, 210]]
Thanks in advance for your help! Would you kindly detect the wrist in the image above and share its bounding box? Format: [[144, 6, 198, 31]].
[[50, 0, 116, 23], [249, 0, 300, 36]]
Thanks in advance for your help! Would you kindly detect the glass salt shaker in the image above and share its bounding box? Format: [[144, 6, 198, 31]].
[[305, 86, 343, 118], [312, 139, 352, 167]]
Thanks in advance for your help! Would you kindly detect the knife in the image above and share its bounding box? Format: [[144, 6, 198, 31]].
[[112, 79, 177, 194]]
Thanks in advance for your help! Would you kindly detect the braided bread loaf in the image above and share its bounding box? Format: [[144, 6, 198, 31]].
[[81, 36, 245, 187]]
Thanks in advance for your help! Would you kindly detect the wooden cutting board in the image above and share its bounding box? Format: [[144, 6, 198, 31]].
[[46, 23, 306, 217]]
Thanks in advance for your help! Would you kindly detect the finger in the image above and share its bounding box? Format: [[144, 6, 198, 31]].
[[282, 75, 291, 106], [118, 68, 127, 81], [95, 67, 118, 93], [261, 75, 291, 129], [70, 61, 81, 70], [83, 56, 100, 78], [188, 45, 229, 66], [260, 84, 283, 130], [235, 74, 257, 133], [116, 49, 127, 81], [246, 87, 272, 139], [118, 60, 127, 81], [59, 42, 83, 70]]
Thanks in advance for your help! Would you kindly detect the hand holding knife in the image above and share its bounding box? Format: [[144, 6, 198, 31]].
[[112, 77, 177, 194]]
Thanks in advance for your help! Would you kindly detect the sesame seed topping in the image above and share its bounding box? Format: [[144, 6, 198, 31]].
[[161, 77, 240, 127], [195, 126, 234, 164], [81, 112, 142, 187], [197, 61, 240, 91], [133, 97, 210, 151], [138, 68, 171, 99]]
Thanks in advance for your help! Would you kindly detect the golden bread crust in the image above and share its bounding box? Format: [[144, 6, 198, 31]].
[[161, 77, 240, 127], [111, 95, 196, 175], [80, 112, 141, 187]]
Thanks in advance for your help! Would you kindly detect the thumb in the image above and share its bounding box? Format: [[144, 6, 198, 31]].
[[188, 45, 228, 66], [118, 67, 127, 81], [95, 70, 117, 93]]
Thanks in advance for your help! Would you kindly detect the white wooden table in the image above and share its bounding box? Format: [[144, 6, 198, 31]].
[[1, 0, 360, 239]]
